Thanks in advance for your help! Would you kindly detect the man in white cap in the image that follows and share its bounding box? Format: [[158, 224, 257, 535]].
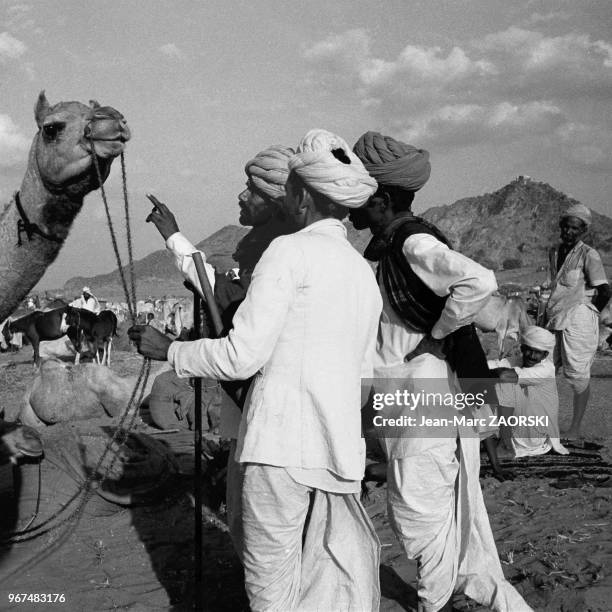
[[70, 287, 100, 313], [546, 203, 610, 440], [351, 131, 530, 612], [131, 130, 382, 611], [488, 325, 568, 457], [144, 144, 295, 560]]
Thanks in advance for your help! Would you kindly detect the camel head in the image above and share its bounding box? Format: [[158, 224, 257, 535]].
[[32, 91, 131, 199]]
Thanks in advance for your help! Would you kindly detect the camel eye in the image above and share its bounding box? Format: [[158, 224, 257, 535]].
[[42, 122, 65, 139]]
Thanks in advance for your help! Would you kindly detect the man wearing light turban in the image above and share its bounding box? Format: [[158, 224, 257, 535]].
[[134, 129, 382, 611], [546, 203, 610, 440], [144, 144, 295, 562], [488, 325, 568, 458], [351, 131, 530, 611]]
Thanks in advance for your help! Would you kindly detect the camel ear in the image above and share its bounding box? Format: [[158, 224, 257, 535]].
[[89, 99, 101, 109], [34, 90, 50, 128]]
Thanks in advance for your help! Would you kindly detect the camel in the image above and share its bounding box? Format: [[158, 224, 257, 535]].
[[474, 294, 532, 357], [19, 359, 165, 428], [0, 92, 130, 323]]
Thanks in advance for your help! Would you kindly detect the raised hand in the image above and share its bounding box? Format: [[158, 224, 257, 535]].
[[146, 193, 180, 240]]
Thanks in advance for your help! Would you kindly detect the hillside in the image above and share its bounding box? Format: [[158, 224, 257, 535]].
[[422, 176, 612, 271], [62, 177, 612, 300]]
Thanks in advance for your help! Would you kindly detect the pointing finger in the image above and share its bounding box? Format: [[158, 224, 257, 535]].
[[146, 193, 165, 210]]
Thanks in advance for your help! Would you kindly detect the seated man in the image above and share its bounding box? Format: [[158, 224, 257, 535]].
[[488, 326, 569, 458]]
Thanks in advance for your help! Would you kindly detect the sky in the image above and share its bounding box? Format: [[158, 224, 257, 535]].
[[1, 0, 611, 289]]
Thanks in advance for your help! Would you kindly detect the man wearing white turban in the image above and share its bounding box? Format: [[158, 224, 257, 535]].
[[132, 129, 383, 611], [488, 325, 568, 458], [351, 131, 531, 612], [144, 144, 295, 561], [70, 286, 100, 313], [546, 203, 610, 440]]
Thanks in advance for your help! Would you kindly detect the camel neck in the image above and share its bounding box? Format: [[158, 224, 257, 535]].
[[19, 154, 84, 241]]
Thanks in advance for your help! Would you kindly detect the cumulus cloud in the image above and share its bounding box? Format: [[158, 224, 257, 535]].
[[0, 31, 26, 60], [401, 101, 565, 146], [302, 26, 612, 162], [0, 113, 30, 167], [159, 43, 185, 60]]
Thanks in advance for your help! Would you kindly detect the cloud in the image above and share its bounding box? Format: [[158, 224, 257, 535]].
[[0, 31, 27, 60], [0, 113, 30, 167], [400, 101, 565, 147], [159, 43, 185, 61], [302, 26, 612, 162]]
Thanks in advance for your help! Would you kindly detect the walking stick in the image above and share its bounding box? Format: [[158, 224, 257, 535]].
[[189, 252, 222, 612]]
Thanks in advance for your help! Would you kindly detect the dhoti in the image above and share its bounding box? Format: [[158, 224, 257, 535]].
[[375, 355, 531, 612], [241, 464, 380, 611]]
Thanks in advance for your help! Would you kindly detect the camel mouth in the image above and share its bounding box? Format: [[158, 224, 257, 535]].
[[84, 137, 129, 159]]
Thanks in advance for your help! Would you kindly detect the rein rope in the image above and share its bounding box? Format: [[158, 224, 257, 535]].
[[1, 140, 153, 561]]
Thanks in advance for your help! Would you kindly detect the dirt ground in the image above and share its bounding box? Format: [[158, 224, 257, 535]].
[[0, 344, 611, 611]]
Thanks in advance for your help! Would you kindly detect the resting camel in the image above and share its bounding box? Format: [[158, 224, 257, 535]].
[[19, 359, 162, 428], [0, 92, 130, 323]]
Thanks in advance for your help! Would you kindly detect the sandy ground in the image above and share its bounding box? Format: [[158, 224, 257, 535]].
[[0, 344, 610, 611]]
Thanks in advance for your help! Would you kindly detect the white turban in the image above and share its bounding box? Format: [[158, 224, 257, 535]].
[[82, 286, 91, 293], [245, 145, 295, 204], [521, 326, 556, 352], [289, 129, 378, 209], [562, 203, 591, 226]]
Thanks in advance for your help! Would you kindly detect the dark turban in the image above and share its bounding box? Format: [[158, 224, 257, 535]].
[[353, 131, 431, 191], [245, 145, 295, 204]]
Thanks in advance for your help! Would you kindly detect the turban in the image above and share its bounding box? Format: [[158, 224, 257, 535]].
[[82, 286, 91, 293], [353, 131, 431, 191], [245, 145, 295, 204], [561, 203, 591, 227], [289, 129, 377, 209], [521, 326, 556, 353]]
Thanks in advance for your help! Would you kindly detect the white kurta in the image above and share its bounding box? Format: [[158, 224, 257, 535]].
[[374, 232, 531, 612], [488, 357, 568, 457], [168, 219, 382, 481]]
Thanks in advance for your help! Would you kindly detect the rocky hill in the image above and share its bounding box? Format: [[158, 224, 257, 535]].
[[421, 176, 612, 272], [62, 177, 612, 300]]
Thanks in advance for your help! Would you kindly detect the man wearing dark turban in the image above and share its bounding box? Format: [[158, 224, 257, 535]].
[[351, 131, 530, 612], [143, 144, 295, 562], [134, 130, 382, 611]]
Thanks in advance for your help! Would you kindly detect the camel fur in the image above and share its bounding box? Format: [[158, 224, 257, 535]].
[[19, 359, 161, 428], [0, 92, 130, 322]]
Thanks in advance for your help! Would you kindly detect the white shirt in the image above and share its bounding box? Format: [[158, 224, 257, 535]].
[[165, 233, 243, 436], [374, 233, 497, 375], [488, 357, 567, 457], [167, 219, 382, 481], [69, 295, 100, 313], [546, 241, 607, 330]]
